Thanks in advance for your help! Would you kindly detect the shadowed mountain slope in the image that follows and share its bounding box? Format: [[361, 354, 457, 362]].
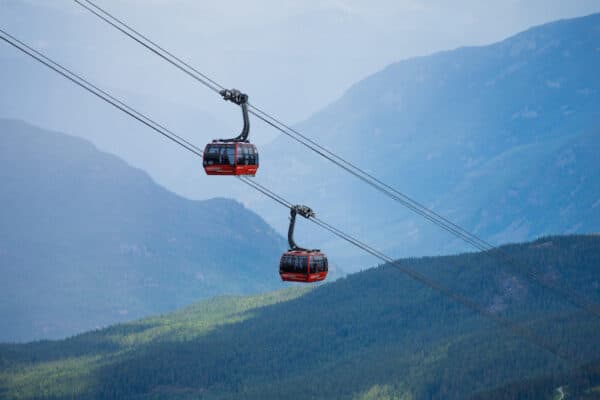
[[0, 119, 286, 342]]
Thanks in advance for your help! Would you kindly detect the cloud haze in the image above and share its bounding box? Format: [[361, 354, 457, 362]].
[[3, 0, 599, 127]]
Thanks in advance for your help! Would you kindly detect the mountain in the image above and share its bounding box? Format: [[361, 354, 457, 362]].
[[0, 119, 287, 342], [249, 13, 600, 270], [470, 360, 600, 400], [1, 234, 600, 399]]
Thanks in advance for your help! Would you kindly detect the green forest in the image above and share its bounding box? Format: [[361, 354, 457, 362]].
[[1, 235, 600, 399]]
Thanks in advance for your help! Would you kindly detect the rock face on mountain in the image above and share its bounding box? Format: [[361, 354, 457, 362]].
[[0, 119, 286, 342], [255, 13, 600, 268]]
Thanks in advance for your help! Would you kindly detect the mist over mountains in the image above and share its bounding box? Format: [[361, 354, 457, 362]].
[[252, 13, 600, 270], [0, 119, 286, 342], [2, 10, 599, 274]]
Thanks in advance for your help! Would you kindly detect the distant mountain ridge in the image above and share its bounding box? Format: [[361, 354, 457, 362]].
[[252, 13, 600, 269], [0, 119, 286, 342]]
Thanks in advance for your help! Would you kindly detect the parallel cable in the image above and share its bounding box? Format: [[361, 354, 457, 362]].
[[0, 28, 585, 364], [72, 0, 488, 251], [0, 29, 204, 159], [73, 0, 223, 95], [237, 176, 292, 210], [71, 0, 600, 320]]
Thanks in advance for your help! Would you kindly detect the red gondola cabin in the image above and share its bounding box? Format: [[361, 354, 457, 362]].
[[203, 142, 259, 176], [203, 88, 258, 176], [279, 250, 328, 283]]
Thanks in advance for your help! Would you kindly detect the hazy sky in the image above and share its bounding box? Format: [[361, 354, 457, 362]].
[[1, 0, 599, 202], [2, 0, 600, 139], [2, 0, 600, 271]]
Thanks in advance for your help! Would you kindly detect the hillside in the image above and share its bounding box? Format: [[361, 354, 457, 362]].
[[470, 361, 600, 400], [251, 13, 600, 270], [1, 235, 599, 399], [0, 119, 287, 342]]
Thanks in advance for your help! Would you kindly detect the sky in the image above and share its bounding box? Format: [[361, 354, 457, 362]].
[[2, 0, 600, 138]]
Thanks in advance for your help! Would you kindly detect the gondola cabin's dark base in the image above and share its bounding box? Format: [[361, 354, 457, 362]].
[[203, 142, 259, 176], [279, 251, 328, 283], [204, 165, 258, 176], [279, 272, 327, 283]]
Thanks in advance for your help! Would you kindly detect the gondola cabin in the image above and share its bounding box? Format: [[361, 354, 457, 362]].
[[279, 250, 328, 283], [203, 142, 259, 176]]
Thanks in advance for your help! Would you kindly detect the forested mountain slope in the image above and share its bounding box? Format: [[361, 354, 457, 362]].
[[470, 360, 600, 400], [1, 235, 599, 399], [0, 119, 286, 342]]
